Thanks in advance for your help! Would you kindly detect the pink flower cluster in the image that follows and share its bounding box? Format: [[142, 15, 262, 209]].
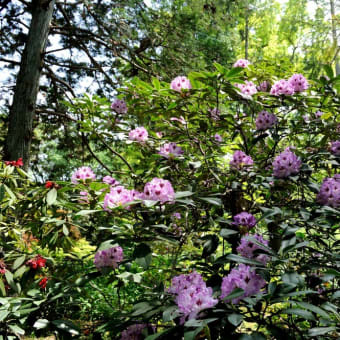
[[270, 79, 294, 96], [159, 142, 184, 159], [94, 246, 123, 270], [272, 148, 301, 178], [232, 212, 256, 229], [129, 127, 148, 142], [237, 234, 270, 265], [121, 324, 147, 340], [111, 99, 128, 114], [208, 107, 220, 120], [230, 151, 253, 170], [220, 264, 266, 304], [330, 141, 340, 156], [102, 175, 120, 186], [233, 59, 250, 68], [270, 74, 308, 96], [71, 166, 96, 184], [103, 186, 142, 210], [170, 76, 192, 92], [169, 271, 218, 320], [288, 73, 309, 92], [143, 178, 175, 203], [255, 111, 278, 130], [235, 81, 257, 96], [317, 175, 340, 208]]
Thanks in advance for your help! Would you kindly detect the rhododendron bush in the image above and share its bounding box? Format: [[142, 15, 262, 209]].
[[1, 63, 340, 339]]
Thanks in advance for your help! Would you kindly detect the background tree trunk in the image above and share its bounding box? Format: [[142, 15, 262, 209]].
[[330, 0, 340, 76], [4, 0, 55, 169]]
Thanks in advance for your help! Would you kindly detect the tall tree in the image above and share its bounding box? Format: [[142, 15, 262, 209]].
[[4, 0, 55, 168]]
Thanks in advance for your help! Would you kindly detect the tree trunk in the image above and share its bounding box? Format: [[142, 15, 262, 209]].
[[4, 0, 55, 169], [330, 0, 340, 76], [244, 13, 249, 60]]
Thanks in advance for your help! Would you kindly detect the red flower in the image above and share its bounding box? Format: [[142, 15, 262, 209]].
[[45, 181, 54, 189], [39, 277, 48, 289], [15, 158, 23, 167], [4, 158, 23, 167], [26, 255, 46, 269], [45, 181, 59, 189]]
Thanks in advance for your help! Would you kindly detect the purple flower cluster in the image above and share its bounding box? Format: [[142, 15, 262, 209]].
[[255, 111, 278, 130], [220, 264, 266, 304], [235, 81, 258, 96], [102, 175, 120, 186], [71, 166, 96, 184], [317, 175, 340, 208], [121, 324, 146, 340], [237, 234, 270, 265], [159, 142, 184, 159], [315, 111, 323, 118], [233, 59, 250, 68], [288, 73, 309, 92], [129, 127, 148, 142], [103, 186, 142, 210], [330, 141, 340, 156], [111, 99, 128, 114], [94, 246, 123, 270], [143, 178, 175, 203], [208, 107, 220, 120], [272, 148, 301, 178], [270, 79, 294, 96], [232, 212, 256, 229], [230, 151, 253, 170], [169, 272, 218, 320], [170, 76, 192, 92], [214, 133, 223, 143]]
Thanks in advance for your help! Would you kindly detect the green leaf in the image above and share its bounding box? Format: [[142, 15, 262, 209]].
[[228, 313, 243, 326], [307, 327, 336, 337], [131, 302, 154, 316], [175, 191, 193, 199], [202, 234, 219, 257], [281, 308, 315, 320], [198, 197, 222, 206], [4, 271, 18, 293], [295, 302, 330, 319], [222, 288, 244, 301], [14, 265, 28, 279], [323, 64, 334, 79], [33, 319, 49, 330], [46, 188, 57, 205], [163, 306, 179, 322], [75, 209, 100, 216], [51, 320, 80, 335], [133, 244, 152, 269], [220, 229, 238, 238], [152, 77, 161, 90], [227, 254, 263, 266], [8, 324, 25, 335], [0, 185, 5, 203], [0, 310, 9, 322], [12, 256, 26, 270], [226, 67, 244, 79], [184, 327, 204, 340], [0, 279, 6, 296]]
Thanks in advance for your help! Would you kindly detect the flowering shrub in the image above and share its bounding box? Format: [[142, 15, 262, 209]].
[[170, 76, 192, 92], [129, 126, 149, 142], [1, 62, 340, 339]]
